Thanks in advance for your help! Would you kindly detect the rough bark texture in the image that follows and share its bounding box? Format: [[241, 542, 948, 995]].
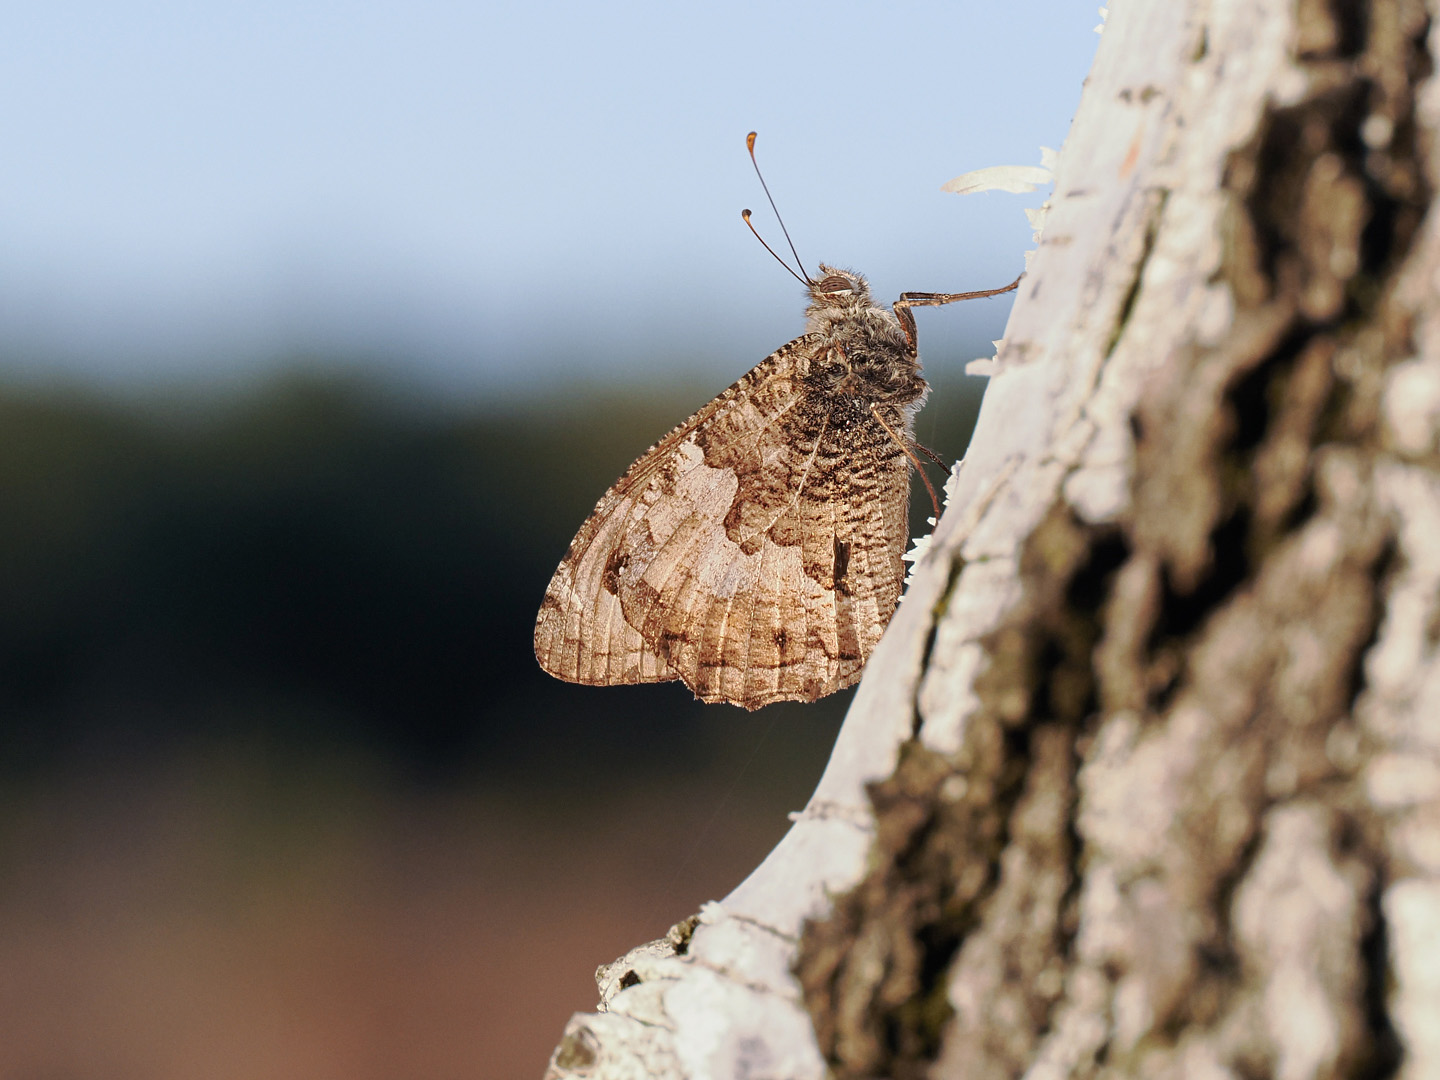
[[543, 0, 1440, 1077]]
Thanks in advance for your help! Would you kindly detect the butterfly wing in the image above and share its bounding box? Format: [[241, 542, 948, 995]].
[[533, 335, 914, 709]]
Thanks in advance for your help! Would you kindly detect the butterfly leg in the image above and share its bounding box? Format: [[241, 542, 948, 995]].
[[870, 403, 941, 520], [892, 273, 1023, 351]]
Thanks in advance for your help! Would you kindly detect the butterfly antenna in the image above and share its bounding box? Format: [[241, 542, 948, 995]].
[[742, 209, 809, 287], [746, 131, 811, 284]]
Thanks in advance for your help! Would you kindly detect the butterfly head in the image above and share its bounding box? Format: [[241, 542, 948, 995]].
[[804, 264, 878, 326], [799, 264, 924, 405]]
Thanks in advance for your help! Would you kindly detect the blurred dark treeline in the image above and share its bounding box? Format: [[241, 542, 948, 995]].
[[0, 371, 986, 792], [0, 367, 988, 1078]]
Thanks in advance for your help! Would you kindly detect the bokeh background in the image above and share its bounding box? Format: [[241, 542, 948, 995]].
[[0, 3, 1095, 1077]]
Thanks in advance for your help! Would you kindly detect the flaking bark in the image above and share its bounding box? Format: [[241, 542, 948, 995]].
[[544, 1, 1440, 1077]]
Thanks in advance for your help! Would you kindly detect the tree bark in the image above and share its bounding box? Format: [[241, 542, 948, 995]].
[[544, 0, 1440, 1077]]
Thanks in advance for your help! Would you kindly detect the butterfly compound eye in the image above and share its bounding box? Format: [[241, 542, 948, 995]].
[[817, 274, 853, 295]]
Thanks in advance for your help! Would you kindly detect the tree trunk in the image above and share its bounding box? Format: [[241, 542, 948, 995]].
[[544, 0, 1440, 1077]]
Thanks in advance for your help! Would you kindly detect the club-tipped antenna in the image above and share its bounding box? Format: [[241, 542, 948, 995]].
[[746, 132, 810, 283], [742, 209, 809, 287]]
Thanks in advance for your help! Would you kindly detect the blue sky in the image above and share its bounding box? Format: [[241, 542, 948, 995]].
[[0, 1, 1099, 398]]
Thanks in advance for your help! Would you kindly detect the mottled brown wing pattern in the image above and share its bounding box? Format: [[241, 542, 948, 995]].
[[533, 334, 914, 709]]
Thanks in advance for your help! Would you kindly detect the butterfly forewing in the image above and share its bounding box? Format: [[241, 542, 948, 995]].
[[534, 324, 916, 709]]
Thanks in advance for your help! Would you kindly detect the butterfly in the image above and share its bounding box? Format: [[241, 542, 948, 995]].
[[534, 135, 1019, 709]]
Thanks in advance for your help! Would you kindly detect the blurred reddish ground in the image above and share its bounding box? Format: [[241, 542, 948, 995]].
[[0, 754, 800, 1080]]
